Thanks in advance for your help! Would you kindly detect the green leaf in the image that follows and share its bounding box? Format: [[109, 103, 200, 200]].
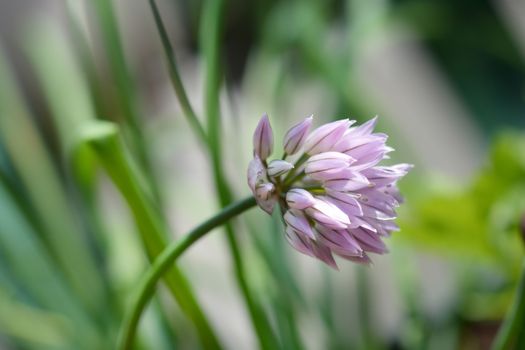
[[77, 120, 223, 350], [399, 133, 525, 264], [0, 179, 103, 348], [90, 0, 161, 206], [0, 288, 70, 349], [0, 48, 106, 315]]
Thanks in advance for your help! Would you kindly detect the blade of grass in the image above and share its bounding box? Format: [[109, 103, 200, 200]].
[[0, 288, 70, 349], [0, 48, 105, 315], [492, 259, 525, 350], [0, 179, 103, 348], [78, 121, 222, 350], [23, 18, 99, 158], [148, 0, 207, 145], [64, 0, 107, 122], [23, 17, 125, 339], [91, 0, 162, 207]]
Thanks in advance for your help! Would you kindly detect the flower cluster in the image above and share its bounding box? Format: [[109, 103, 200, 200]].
[[247, 114, 412, 268]]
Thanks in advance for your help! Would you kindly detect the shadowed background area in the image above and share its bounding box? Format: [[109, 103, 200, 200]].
[[0, 0, 524, 349]]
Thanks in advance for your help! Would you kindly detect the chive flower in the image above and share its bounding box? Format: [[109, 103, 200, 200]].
[[248, 114, 412, 269]]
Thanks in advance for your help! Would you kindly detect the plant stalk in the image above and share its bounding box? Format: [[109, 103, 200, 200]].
[[117, 196, 257, 350]]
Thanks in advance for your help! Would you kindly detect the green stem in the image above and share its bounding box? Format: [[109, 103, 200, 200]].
[[117, 196, 257, 350], [356, 267, 375, 350], [148, 0, 208, 145], [82, 122, 222, 349], [284, 172, 307, 188], [91, 0, 162, 207], [492, 259, 525, 350], [200, 0, 279, 348]]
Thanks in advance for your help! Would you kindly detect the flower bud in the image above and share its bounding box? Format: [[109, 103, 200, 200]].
[[286, 188, 316, 209], [267, 160, 294, 177], [253, 113, 273, 160], [283, 116, 313, 155], [305, 152, 355, 181], [350, 227, 388, 254], [285, 226, 314, 257], [316, 225, 362, 256], [303, 119, 353, 155], [325, 190, 363, 216], [311, 243, 339, 270], [349, 116, 378, 137], [305, 198, 350, 230], [284, 209, 315, 239]]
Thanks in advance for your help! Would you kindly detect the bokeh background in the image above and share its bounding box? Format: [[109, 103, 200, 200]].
[[0, 0, 524, 349]]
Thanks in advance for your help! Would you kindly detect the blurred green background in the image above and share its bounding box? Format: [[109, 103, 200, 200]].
[[0, 0, 524, 349]]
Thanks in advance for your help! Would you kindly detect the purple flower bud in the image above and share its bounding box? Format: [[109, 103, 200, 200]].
[[337, 253, 372, 265], [350, 227, 388, 254], [324, 170, 370, 191], [311, 242, 338, 270], [285, 226, 315, 257], [325, 190, 363, 216], [253, 113, 273, 160], [305, 152, 355, 181], [348, 116, 378, 137], [303, 119, 353, 155], [284, 209, 315, 239], [267, 160, 294, 177], [286, 188, 316, 209], [315, 225, 362, 257], [361, 164, 412, 187], [350, 144, 394, 170], [305, 198, 350, 230], [283, 116, 313, 155], [333, 133, 387, 154]]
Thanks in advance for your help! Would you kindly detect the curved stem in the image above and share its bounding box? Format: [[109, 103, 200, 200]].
[[117, 196, 257, 350], [492, 259, 525, 350]]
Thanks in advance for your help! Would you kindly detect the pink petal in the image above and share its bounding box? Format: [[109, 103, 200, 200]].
[[253, 113, 274, 160], [285, 226, 315, 257], [303, 119, 353, 155], [283, 115, 313, 155], [284, 209, 315, 240], [305, 198, 350, 229], [286, 188, 316, 210]]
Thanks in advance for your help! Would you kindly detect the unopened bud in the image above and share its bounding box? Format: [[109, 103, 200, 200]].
[[253, 113, 273, 160], [267, 160, 294, 177]]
